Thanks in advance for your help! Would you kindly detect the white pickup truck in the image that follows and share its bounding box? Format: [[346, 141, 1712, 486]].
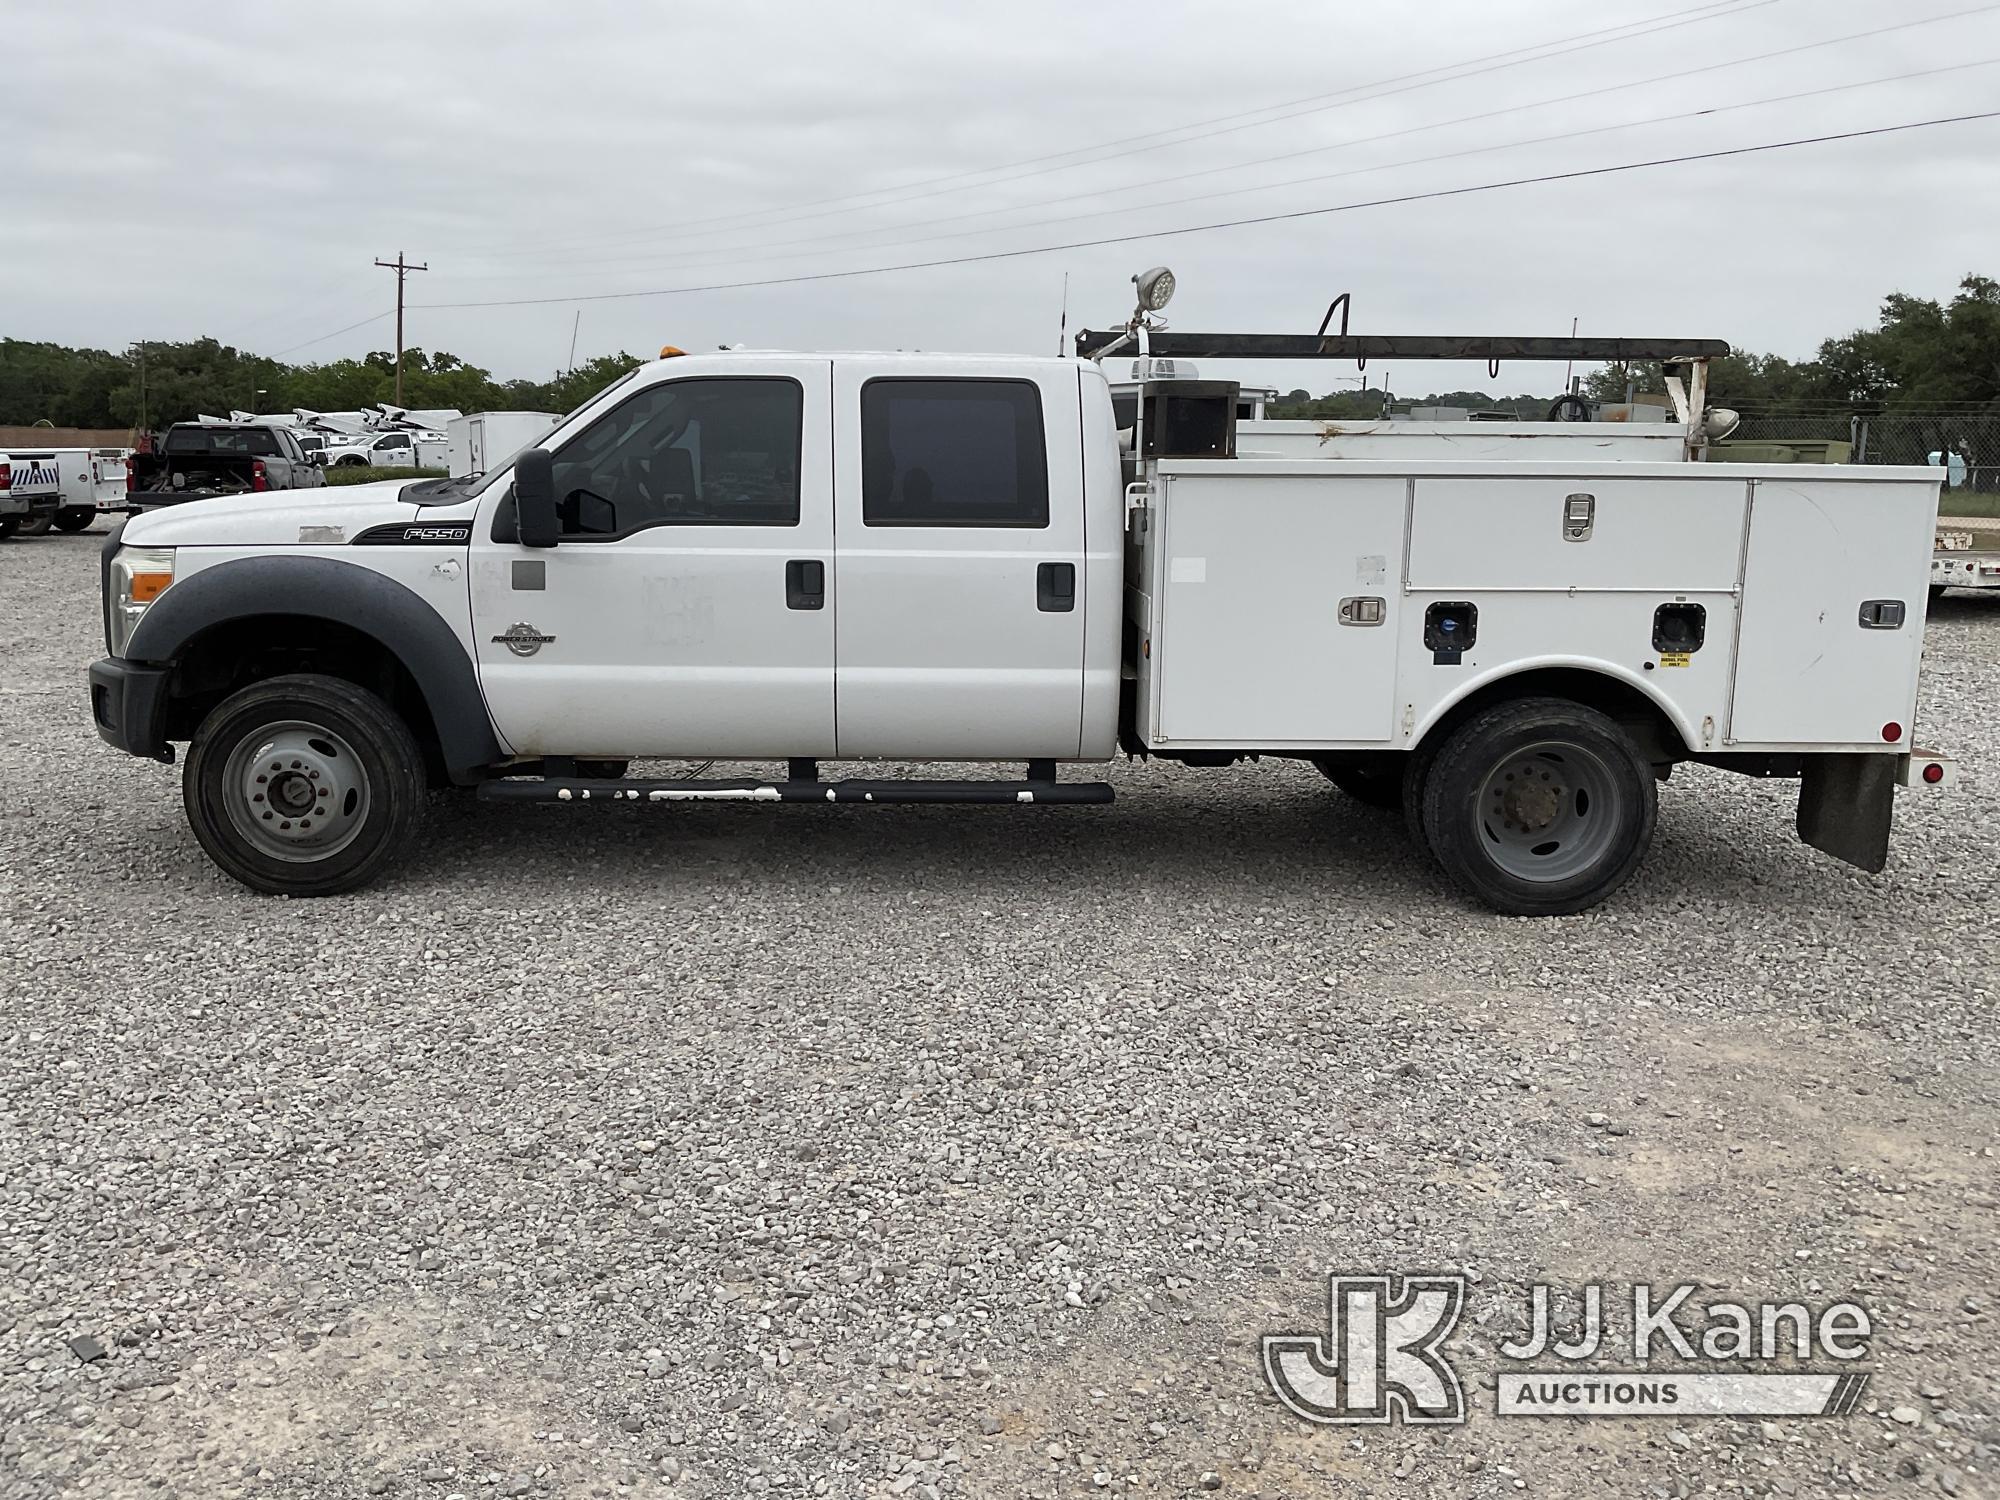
[[88, 278, 1953, 913], [0, 451, 62, 538]]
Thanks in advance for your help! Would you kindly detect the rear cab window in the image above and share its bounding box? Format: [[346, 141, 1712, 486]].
[[165, 427, 281, 456]]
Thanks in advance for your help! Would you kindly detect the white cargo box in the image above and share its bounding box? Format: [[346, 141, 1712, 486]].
[[447, 411, 558, 478], [1129, 460, 1940, 756]]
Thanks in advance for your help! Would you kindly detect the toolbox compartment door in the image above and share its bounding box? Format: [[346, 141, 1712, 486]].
[[1729, 477, 1935, 746]]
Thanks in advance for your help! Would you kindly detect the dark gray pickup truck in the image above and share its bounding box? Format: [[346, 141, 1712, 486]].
[[128, 423, 326, 506]]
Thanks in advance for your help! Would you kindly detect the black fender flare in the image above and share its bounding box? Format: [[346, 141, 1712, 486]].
[[125, 555, 503, 780]]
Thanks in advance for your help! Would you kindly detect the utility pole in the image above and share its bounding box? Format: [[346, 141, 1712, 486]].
[[374, 252, 429, 406]]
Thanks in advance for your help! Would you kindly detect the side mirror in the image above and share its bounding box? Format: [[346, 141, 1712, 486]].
[[513, 448, 560, 548]]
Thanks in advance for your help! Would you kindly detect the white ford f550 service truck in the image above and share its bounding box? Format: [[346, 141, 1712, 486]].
[[88, 279, 1954, 914]]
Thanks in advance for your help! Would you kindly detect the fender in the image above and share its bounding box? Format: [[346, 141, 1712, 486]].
[[124, 555, 503, 779], [1411, 656, 1701, 754]]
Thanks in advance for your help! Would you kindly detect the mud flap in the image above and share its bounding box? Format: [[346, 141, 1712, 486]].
[[1796, 754, 1896, 873]]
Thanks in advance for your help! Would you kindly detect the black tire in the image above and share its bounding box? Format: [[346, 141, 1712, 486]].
[[1419, 697, 1655, 917], [0, 515, 18, 541], [53, 506, 95, 533], [16, 509, 54, 537], [184, 673, 427, 896], [1311, 756, 1403, 809], [1929, 584, 1949, 606], [1401, 733, 1445, 857], [574, 759, 630, 779]]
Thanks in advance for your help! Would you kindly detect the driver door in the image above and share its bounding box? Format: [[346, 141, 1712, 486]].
[[469, 360, 835, 759]]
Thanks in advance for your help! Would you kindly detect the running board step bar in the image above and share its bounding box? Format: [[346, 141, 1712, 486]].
[[478, 777, 1114, 806]]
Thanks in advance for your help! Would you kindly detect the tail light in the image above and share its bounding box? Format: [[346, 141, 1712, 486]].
[[252, 459, 269, 492], [126, 463, 136, 493], [0, 461, 10, 491]]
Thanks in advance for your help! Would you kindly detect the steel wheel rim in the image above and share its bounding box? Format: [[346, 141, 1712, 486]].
[[1473, 739, 1623, 884], [220, 720, 372, 863]]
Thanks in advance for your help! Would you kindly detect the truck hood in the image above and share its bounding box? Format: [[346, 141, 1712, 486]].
[[121, 481, 472, 547]]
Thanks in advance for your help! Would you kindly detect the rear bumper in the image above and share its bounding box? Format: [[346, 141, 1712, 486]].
[[1933, 553, 2000, 589], [1897, 748, 1955, 788], [88, 657, 173, 763]]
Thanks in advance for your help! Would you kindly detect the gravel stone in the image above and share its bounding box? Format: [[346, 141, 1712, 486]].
[[1, 537, 1995, 1500]]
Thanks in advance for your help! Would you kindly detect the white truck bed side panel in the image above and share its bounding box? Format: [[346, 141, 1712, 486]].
[[1401, 592, 1736, 751], [1410, 476, 1745, 592], [1729, 476, 1937, 746], [1153, 473, 1406, 743], [1238, 420, 1686, 463]]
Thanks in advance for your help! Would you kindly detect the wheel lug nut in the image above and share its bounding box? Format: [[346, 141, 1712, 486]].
[[262, 811, 273, 820]]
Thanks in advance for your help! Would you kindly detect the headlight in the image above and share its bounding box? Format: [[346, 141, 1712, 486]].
[[108, 546, 175, 657]]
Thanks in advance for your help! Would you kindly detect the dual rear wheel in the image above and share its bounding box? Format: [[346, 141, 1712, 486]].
[[1317, 697, 1656, 915]]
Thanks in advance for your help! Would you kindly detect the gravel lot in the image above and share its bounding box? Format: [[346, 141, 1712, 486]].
[[2, 530, 1995, 1500]]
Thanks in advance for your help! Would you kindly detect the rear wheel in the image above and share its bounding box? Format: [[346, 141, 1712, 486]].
[[53, 506, 95, 533], [1419, 697, 1655, 916], [16, 509, 54, 536], [1311, 756, 1403, 809], [184, 674, 427, 896], [1929, 584, 1949, 606], [0, 516, 18, 541]]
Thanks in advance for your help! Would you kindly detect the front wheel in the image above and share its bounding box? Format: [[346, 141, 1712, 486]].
[[53, 506, 95, 533], [1419, 698, 1656, 916], [184, 674, 427, 896]]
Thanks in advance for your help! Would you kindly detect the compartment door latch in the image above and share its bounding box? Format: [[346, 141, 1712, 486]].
[[1563, 492, 1595, 542]]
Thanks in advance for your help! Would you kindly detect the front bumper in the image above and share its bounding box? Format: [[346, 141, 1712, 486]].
[[88, 657, 173, 763]]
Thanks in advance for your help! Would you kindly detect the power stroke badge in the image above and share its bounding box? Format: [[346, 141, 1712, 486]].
[[492, 623, 557, 658]]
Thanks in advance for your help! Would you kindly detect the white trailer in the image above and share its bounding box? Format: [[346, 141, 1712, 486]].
[[1933, 517, 2000, 598], [446, 412, 560, 478]]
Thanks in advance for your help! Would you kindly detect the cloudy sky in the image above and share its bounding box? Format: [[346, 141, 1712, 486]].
[[9, 0, 1999, 398]]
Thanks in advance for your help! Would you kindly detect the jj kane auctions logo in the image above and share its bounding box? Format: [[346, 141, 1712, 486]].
[[1263, 1275, 1873, 1424]]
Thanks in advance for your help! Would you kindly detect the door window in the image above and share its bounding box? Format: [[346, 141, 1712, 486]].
[[860, 379, 1047, 527], [548, 377, 802, 538]]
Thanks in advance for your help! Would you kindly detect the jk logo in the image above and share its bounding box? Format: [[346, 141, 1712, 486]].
[[1262, 1274, 1468, 1425]]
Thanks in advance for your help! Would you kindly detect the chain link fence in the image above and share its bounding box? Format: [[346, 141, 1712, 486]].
[[1732, 410, 2000, 502]]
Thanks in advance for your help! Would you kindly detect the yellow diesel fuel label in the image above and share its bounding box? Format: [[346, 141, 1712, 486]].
[[1658, 652, 1692, 668]]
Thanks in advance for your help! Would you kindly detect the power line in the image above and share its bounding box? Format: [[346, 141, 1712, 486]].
[[468, 0, 1770, 264], [271, 310, 391, 359], [445, 38, 2000, 287], [414, 111, 2000, 313]]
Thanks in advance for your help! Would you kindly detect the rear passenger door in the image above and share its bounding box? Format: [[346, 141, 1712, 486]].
[[832, 364, 1086, 758]]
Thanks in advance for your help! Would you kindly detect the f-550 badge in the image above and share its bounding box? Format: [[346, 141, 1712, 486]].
[[493, 622, 557, 658]]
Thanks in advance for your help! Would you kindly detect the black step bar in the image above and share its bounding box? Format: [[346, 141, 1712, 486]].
[[478, 775, 1113, 806]]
